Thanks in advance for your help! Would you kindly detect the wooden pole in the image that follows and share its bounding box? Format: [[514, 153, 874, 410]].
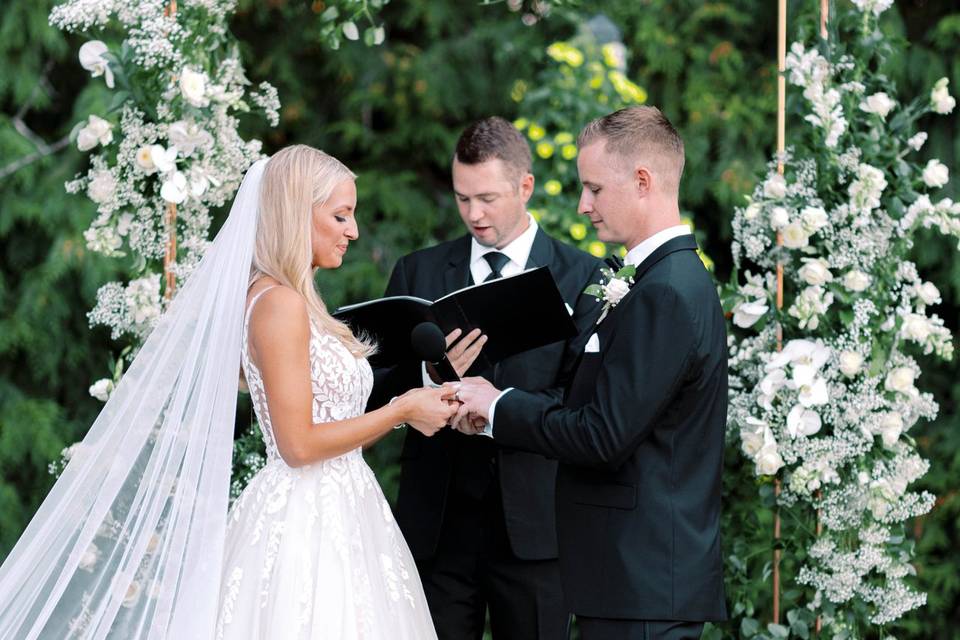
[[773, 0, 787, 627], [814, 1, 828, 634], [163, 0, 178, 300]]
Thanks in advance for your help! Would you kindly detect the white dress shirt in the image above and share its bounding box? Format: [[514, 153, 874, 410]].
[[485, 224, 694, 434], [422, 213, 539, 387]]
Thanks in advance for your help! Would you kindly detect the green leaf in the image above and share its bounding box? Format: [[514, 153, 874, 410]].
[[767, 623, 790, 638], [584, 284, 604, 298], [616, 265, 636, 279], [741, 617, 760, 637]]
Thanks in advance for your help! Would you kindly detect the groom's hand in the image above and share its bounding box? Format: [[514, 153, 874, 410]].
[[451, 377, 500, 434]]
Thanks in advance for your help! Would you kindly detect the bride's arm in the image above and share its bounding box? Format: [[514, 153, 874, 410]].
[[249, 287, 456, 467]]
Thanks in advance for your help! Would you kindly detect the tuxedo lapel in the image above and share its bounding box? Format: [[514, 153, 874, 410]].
[[524, 228, 555, 270], [443, 235, 473, 292], [632, 234, 698, 281]]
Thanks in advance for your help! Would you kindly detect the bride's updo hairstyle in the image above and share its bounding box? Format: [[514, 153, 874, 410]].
[[253, 144, 375, 357]]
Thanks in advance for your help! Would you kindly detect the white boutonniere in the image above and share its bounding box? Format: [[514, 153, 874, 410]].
[[585, 259, 636, 324]]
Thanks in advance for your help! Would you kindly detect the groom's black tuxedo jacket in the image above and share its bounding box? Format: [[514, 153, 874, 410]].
[[492, 234, 728, 621], [369, 229, 601, 561]]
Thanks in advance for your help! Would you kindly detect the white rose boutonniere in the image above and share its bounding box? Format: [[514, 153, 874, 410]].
[[585, 258, 636, 324]]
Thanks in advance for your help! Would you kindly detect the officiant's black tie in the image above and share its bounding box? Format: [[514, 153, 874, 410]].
[[482, 252, 510, 282]]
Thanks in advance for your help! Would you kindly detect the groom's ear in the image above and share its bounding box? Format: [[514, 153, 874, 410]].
[[634, 166, 653, 198]]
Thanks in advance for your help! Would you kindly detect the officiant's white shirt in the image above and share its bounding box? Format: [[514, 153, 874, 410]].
[[421, 213, 538, 386], [484, 224, 692, 434]]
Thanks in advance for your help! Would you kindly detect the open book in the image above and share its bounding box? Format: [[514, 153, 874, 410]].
[[334, 266, 578, 371]]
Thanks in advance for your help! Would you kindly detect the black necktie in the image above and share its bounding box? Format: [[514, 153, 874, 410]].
[[482, 252, 510, 282]]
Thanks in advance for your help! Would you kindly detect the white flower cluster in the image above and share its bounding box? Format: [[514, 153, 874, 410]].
[[726, 1, 957, 626], [51, 0, 277, 347]]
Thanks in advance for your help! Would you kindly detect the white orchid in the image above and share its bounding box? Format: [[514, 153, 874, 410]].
[[77, 115, 113, 151], [160, 171, 189, 204], [787, 405, 822, 438], [167, 120, 213, 156], [78, 40, 114, 88]]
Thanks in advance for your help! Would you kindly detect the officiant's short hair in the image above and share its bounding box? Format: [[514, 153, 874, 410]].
[[454, 116, 532, 186], [578, 106, 685, 194]]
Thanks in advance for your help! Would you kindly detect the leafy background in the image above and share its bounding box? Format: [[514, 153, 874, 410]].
[[0, 0, 956, 637]]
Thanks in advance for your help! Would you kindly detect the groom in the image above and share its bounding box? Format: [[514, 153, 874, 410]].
[[369, 117, 601, 639], [456, 106, 728, 640]]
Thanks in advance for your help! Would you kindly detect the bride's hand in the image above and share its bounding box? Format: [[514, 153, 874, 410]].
[[397, 384, 459, 436]]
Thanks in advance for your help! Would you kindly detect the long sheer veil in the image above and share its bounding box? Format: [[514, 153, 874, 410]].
[[0, 158, 268, 639]]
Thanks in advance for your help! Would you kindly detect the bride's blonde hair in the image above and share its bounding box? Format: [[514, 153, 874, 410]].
[[253, 145, 375, 357]]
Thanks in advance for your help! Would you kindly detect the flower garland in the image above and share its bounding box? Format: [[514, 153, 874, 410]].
[[725, 1, 955, 630]]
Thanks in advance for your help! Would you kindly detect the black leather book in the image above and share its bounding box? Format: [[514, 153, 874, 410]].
[[334, 266, 578, 371]]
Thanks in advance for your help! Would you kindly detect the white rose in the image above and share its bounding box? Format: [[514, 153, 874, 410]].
[[769, 206, 790, 230], [858, 91, 895, 119], [901, 313, 931, 342], [800, 206, 828, 232], [160, 171, 189, 204], [88, 378, 114, 402], [78, 543, 100, 571], [781, 222, 809, 249], [733, 299, 768, 329], [76, 115, 113, 151], [602, 277, 631, 306], [740, 429, 764, 457], [922, 159, 949, 189], [763, 174, 787, 200], [931, 77, 956, 115], [87, 170, 117, 205], [885, 366, 917, 395], [842, 270, 871, 292], [839, 351, 864, 377], [915, 282, 941, 306], [78, 40, 114, 88], [755, 442, 785, 476], [907, 132, 927, 151], [787, 405, 822, 438], [179, 67, 209, 108], [743, 202, 761, 220], [878, 412, 903, 448], [798, 258, 832, 286], [135, 146, 157, 174]]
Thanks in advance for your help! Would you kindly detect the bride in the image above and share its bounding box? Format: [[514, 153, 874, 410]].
[[0, 145, 451, 639]]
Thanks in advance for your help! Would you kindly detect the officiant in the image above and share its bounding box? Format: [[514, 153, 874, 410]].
[[368, 116, 601, 640]]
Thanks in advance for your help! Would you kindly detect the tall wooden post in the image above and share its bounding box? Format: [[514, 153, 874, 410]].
[[773, 0, 787, 626], [163, 0, 178, 301]]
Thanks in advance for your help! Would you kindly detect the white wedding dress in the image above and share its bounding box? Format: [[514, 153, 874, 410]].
[[215, 287, 437, 639]]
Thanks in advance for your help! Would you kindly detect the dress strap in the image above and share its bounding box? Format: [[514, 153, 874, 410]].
[[245, 285, 280, 322]]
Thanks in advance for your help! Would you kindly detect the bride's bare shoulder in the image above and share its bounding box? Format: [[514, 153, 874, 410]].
[[248, 285, 309, 339]]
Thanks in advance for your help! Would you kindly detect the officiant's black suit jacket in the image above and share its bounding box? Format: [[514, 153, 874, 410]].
[[492, 234, 728, 621], [369, 229, 601, 561]]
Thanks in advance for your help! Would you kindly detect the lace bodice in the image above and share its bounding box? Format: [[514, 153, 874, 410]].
[[240, 286, 375, 463]]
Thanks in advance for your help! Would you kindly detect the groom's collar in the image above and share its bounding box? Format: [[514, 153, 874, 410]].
[[624, 224, 692, 268]]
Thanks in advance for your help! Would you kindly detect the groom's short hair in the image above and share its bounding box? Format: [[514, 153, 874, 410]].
[[454, 117, 532, 187], [578, 106, 685, 195]]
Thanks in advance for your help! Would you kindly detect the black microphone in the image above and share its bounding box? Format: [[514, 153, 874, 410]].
[[411, 322, 460, 382]]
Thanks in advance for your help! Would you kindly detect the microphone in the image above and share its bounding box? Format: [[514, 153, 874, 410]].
[[411, 322, 460, 382]]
